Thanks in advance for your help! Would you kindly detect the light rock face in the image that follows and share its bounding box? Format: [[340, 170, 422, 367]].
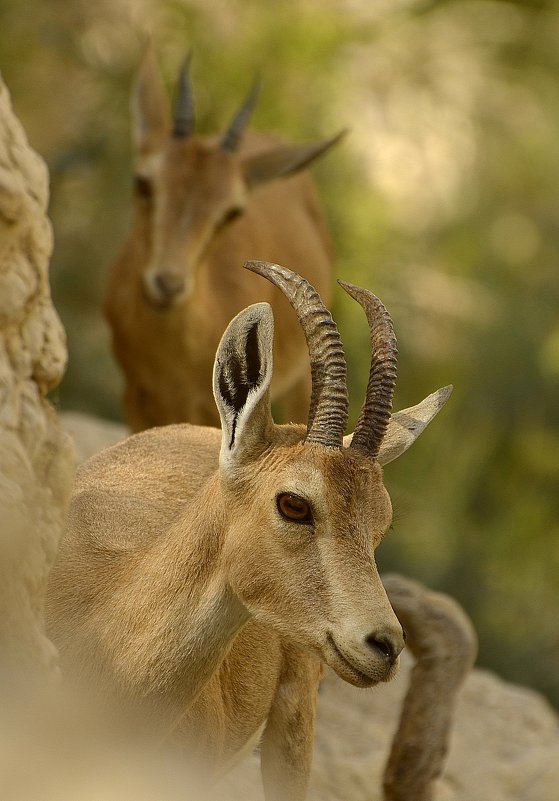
[[0, 74, 74, 679], [59, 409, 127, 463], [220, 658, 559, 801]]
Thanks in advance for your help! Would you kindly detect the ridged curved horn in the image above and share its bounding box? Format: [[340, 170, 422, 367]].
[[172, 54, 195, 138], [220, 77, 260, 153], [338, 280, 397, 459], [245, 261, 349, 447]]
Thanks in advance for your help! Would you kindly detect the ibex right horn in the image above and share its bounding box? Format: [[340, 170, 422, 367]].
[[221, 77, 260, 153], [244, 261, 349, 448], [338, 280, 397, 460], [172, 53, 195, 138]]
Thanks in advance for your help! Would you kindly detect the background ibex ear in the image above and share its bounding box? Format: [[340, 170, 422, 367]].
[[242, 130, 347, 188], [213, 303, 275, 472], [131, 42, 170, 155], [343, 385, 453, 466]]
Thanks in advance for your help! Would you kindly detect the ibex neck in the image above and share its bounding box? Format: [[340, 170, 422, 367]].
[[111, 489, 249, 721]]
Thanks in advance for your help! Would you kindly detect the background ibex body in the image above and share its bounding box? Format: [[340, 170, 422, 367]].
[[106, 49, 343, 430], [48, 262, 451, 800]]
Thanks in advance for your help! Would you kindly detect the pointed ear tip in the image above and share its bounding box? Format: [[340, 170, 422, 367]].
[[233, 301, 274, 331], [438, 384, 454, 402], [236, 300, 273, 317], [253, 300, 273, 317], [217, 303, 274, 365], [322, 129, 348, 149]]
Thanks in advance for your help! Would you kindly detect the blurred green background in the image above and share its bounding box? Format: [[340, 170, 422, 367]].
[[2, 0, 558, 706]]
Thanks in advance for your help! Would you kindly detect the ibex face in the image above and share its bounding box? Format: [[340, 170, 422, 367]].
[[222, 441, 401, 687], [211, 261, 449, 688], [138, 138, 248, 306], [132, 47, 343, 309]]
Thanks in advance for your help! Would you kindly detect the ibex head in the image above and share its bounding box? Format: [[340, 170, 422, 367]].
[[131, 46, 343, 309], [212, 261, 452, 687]]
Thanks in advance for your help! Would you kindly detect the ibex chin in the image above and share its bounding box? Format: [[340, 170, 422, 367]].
[[105, 47, 343, 431], [47, 262, 452, 801]]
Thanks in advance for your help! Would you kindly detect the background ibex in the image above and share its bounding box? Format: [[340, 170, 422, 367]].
[[47, 261, 451, 801], [105, 47, 343, 430]]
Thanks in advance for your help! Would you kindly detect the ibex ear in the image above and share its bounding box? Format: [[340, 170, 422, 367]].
[[214, 303, 275, 472], [132, 42, 170, 155], [242, 130, 346, 188], [343, 386, 453, 466]]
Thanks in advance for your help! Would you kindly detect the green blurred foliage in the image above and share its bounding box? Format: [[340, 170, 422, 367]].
[[2, 0, 558, 705]]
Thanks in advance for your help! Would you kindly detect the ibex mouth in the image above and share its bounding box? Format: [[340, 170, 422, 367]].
[[325, 633, 395, 688], [144, 292, 174, 311]]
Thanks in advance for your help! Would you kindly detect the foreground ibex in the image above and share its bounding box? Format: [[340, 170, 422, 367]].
[[105, 47, 343, 430], [48, 262, 452, 800]]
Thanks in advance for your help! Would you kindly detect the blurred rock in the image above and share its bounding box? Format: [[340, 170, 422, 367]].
[[0, 73, 74, 680], [220, 656, 559, 801], [59, 409, 127, 463]]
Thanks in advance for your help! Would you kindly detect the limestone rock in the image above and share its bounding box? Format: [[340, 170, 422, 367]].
[[0, 74, 74, 679], [220, 657, 559, 801], [59, 409, 127, 464]]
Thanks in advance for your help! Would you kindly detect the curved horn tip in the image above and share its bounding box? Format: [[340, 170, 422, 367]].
[[244, 261, 315, 301], [179, 52, 193, 84], [337, 278, 397, 338], [220, 76, 261, 153], [172, 51, 195, 139], [245, 259, 289, 276], [244, 259, 272, 273], [247, 73, 262, 98], [240, 74, 262, 110], [337, 278, 381, 305], [181, 49, 192, 67]]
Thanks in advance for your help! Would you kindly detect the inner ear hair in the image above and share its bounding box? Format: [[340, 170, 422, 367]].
[[213, 303, 274, 462], [219, 321, 262, 416]]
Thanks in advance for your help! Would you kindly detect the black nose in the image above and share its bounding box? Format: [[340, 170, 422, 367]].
[[365, 629, 405, 663], [155, 272, 185, 299]]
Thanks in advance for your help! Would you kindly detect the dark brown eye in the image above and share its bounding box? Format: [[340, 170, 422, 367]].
[[276, 493, 313, 524], [134, 175, 154, 200], [222, 206, 243, 225]]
